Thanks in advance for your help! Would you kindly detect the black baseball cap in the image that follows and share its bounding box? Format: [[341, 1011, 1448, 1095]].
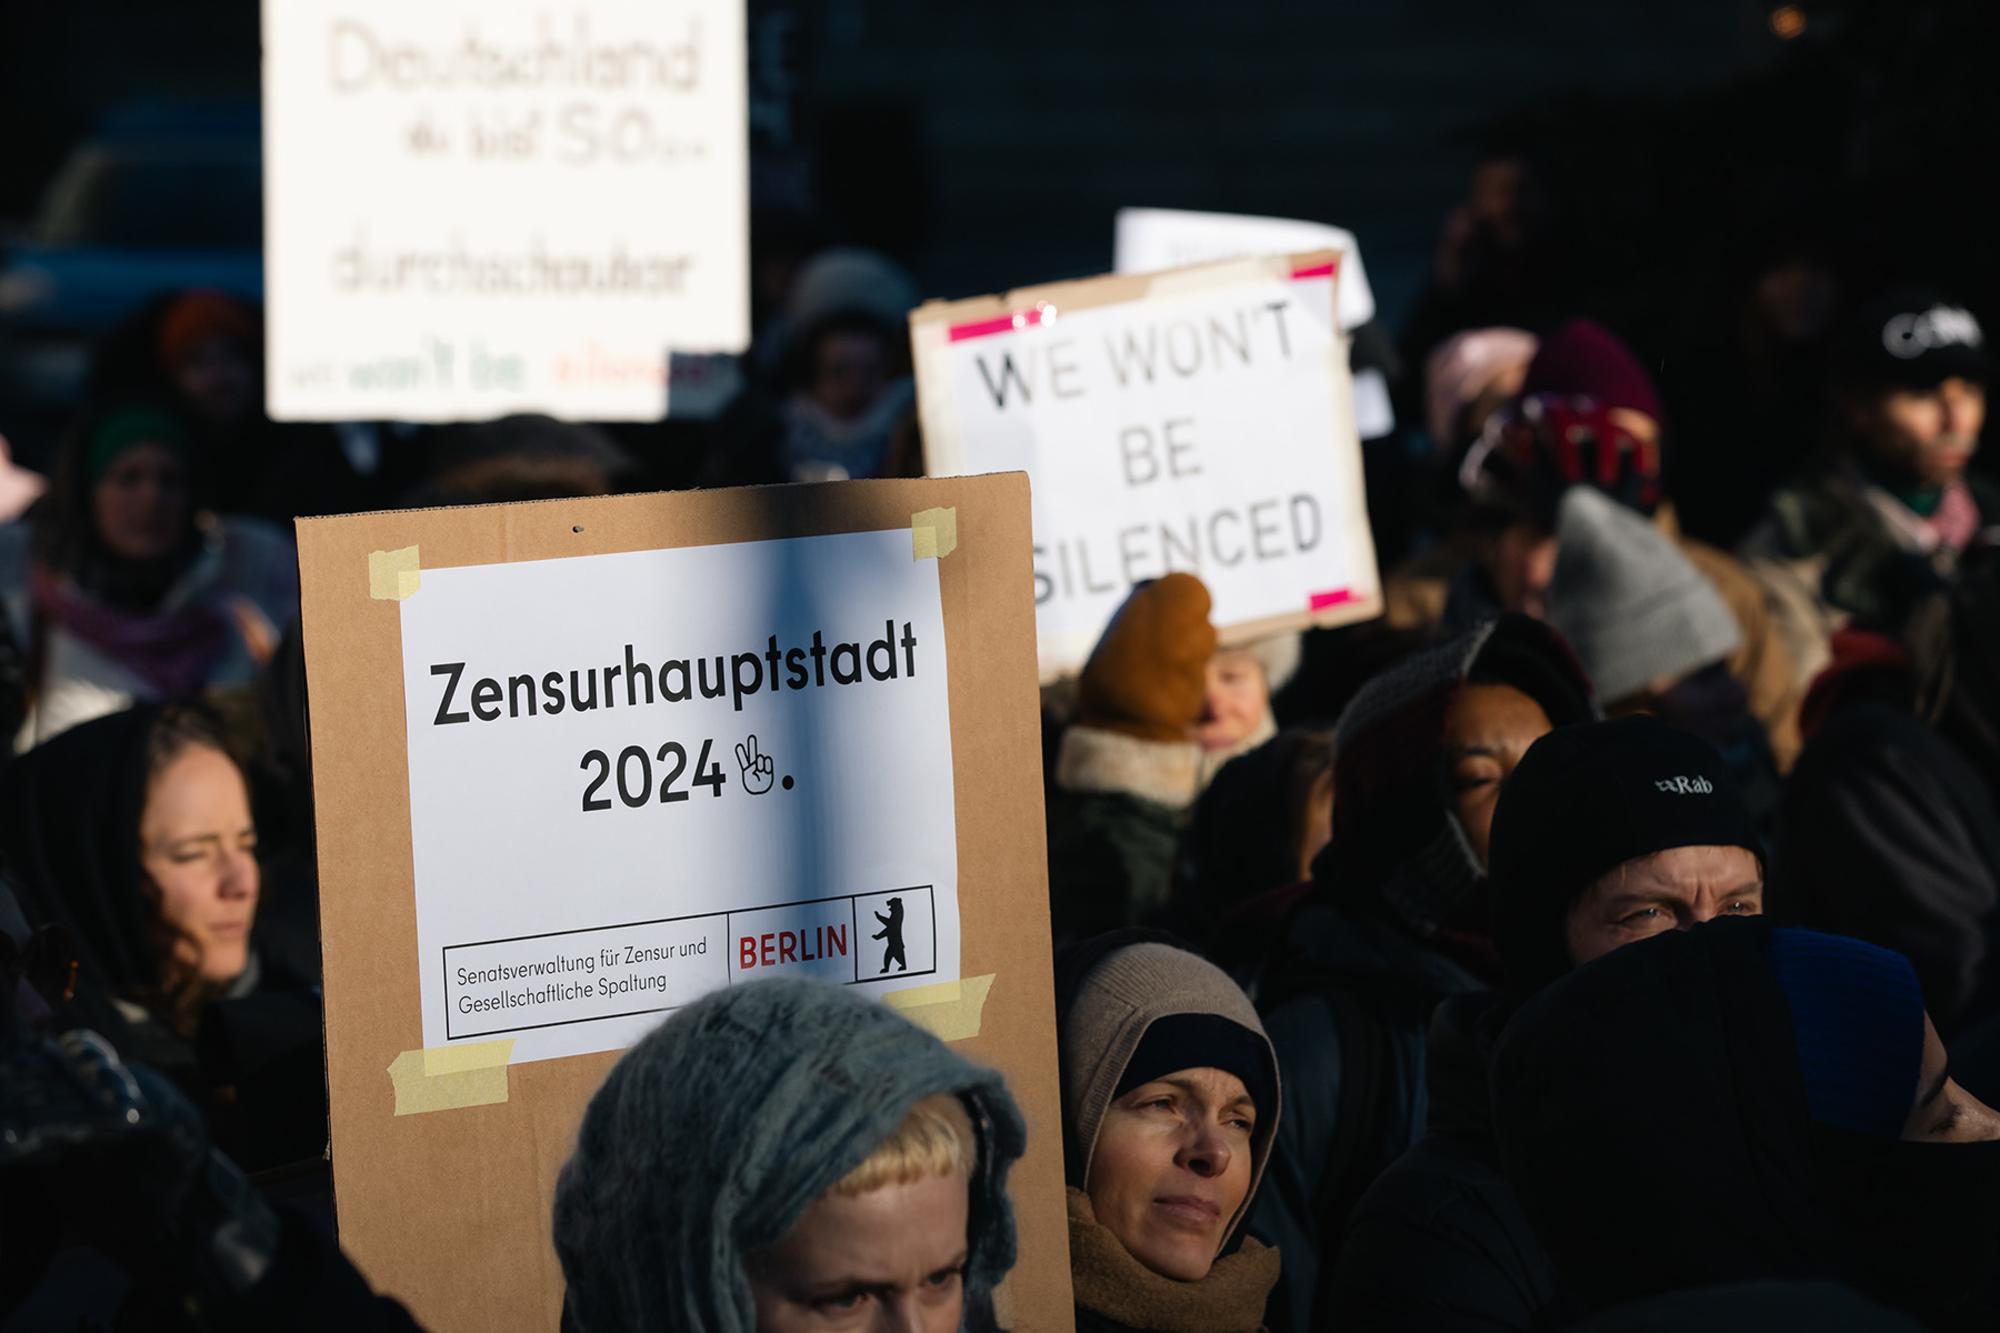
[[1832, 286, 1989, 391], [1489, 715, 1761, 999]]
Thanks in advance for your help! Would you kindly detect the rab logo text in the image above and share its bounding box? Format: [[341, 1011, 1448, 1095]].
[[1655, 776, 1715, 795]]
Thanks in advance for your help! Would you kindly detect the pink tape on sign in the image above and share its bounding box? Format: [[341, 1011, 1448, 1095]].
[[1291, 261, 1339, 281], [1309, 588, 1356, 611], [948, 305, 1055, 343]]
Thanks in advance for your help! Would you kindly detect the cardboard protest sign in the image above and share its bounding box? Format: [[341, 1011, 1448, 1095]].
[[262, 0, 749, 422], [298, 476, 1071, 1331], [1115, 208, 1395, 438], [1114, 206, 1377, 331], [912, 252, 1382, 677]]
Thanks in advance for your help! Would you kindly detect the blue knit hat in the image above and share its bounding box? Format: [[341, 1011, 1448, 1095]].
[[1767, 929, 1926, 1139]]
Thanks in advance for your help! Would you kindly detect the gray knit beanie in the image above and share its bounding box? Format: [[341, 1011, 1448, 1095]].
[[1548, 486, 1741, 705], [1059, 942, 1280, 1249], [553, 977, 1026, 1332]]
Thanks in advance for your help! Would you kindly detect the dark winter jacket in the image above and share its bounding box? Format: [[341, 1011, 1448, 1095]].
[[1493, 920, 2000, 1328], [1564, 1281, 1923, 1332], [1047, 725, 1202, 943], [1777, 701, 2000, 1036], [1247, 905, 1487, 1330], [1169, 728, 1332, 984], [1742, 463, 2000, 685], [1322, 994, 1555, 1332]]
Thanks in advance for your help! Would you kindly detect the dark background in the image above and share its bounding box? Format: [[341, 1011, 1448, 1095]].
[[4, 0, 1997, 540], [9, 1, 1993, 310]]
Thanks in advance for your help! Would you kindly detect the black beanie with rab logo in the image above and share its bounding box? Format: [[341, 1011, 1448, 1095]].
[[1488, 714, 1763, 999]]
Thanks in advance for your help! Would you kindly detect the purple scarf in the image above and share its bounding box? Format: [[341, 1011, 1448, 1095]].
[[32, 565, 229, 699]]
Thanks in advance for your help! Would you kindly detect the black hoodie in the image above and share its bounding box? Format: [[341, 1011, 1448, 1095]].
[[1323, 992, 1555, 1331], [1246, 616, 1595, 1331], [1777, 702, 2000, 1037], [1492, 920, 2000, 1329]]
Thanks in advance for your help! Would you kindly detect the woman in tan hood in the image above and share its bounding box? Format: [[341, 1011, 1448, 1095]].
[[1056, 933, 1283, 1333]]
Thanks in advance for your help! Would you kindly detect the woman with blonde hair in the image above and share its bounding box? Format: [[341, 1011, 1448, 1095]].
[[554, 977, 1026, 1332]]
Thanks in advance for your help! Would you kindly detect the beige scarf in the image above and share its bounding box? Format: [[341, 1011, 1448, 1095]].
[[1067, 1188, 1280, 1333]]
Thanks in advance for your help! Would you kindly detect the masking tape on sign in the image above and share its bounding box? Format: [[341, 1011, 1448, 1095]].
[[368, 545, 422, 601], [911, 507, 958, 561], [386, 1039, 513, 1116], [882, 973, 994, 1042]]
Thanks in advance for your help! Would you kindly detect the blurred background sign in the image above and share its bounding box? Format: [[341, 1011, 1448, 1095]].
[[259, 0, 750, 423]]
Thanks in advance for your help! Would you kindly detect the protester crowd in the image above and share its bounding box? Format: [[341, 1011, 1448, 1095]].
[[6, 132, 2000, 1332]]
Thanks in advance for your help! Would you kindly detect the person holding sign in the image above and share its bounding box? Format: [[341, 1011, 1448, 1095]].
[[1056, 934, 1283, 1333], [553, 977, 1025, 1333]]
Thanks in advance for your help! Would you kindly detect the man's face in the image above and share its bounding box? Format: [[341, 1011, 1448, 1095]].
[[1845, 376, 1986, 491], [1564, 844, 1763, 968], [1444, 683, 1554, 867]]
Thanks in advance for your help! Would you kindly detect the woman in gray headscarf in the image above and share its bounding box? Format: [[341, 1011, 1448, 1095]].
[[553, 977, 1025, 1332], [1057, 934, 1284, 1332]]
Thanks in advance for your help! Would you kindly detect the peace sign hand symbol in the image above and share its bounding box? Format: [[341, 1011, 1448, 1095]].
[[736, 735, 777, 795]]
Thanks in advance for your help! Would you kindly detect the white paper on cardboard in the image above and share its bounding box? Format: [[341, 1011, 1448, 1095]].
[[396, 528, 957, 1063], [916, 257, 1381, 676], [1114, 206, 1377, 331], [263, 0, 749, 421]]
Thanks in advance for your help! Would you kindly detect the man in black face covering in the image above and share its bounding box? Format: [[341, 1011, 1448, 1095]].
[[1325, 716, 1765, 1332], [1492, 919, 2000, 1329]]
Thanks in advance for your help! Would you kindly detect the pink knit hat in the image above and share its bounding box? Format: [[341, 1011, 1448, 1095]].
[[1425, 327, 1539, 449]]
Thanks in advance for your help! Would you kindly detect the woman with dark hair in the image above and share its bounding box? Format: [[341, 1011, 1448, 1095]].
[[0, 402, 297, 748], [0, 704, 323, 1169]]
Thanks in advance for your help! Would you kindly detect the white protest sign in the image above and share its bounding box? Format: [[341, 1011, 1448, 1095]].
[[397, 529, 956, 1064], [1115, 208, 1394, 438], [1114, 207, 1377, 331], [262, 0, 749, 422], [913, 254, 1381, 677]]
